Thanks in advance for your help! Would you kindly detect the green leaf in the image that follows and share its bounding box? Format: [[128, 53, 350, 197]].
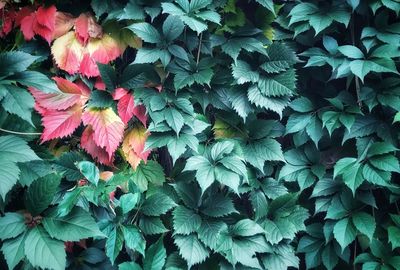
[[200, 194, 237, 217], [0, 161, 19, 199], [97, 63, 117, 91], [24, 174, 61, 216], [243, 138, 284, 171], [231, 219, 265, 237], [362, 163, 390, 186], [163, 15, 185, 41], [309, 14, 333, 34], [210, 141, 235, 161], [164, 107, 184, 134], [180, 16, 208, 34], [0, 212, 27, 240], [141, 193, 177, 216], [119, 262, 142, 270], [126, 22, 161, 44], [338, 45, 364, 59], [289, 97, 314, 113], [173, 206, 202, 235], [1, 85, 34, 125], [139, 216, 169, 235], [349, 59, 399, 82], [214, 166, 241, 194], [321, 244, 339, 270], [1, 232, 26, 270], [333, 218, 357, 251], [369, 155, 400, 173], [388, 226, 400, 249], [286, 114, 313, 134], [123, 225, 146, 256], [174, 234, 210, 268], [42, 207, 105, 242], [143, 237, 166, 270], [256, 0, 276, 14], [77, 161, 99, 186], [367, 142, 397, 157], [106, 227, 124, 264], [222, 37, 266, 62], [131, 161, 165, 191], [120, 193, 140, 214], [0, 51, 39, 76], [9, 71, 59, 93], [54, 152, 84, 181], [24, 227, 66, 270], [197, 219, 227, 250], [352, 212, 375, 240], [184, 155, 215, 193]]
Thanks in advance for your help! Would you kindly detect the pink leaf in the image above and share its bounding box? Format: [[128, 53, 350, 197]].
[[94, 77, 106, 90], [29, 77, 88, 110], [41, 104, 82, 142], [81, 126, 113, 165], [117, 92, 136, 125], [82, 108, 124, 159]]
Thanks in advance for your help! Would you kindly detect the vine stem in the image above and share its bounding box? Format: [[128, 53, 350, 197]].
[[353, 241, 357, 270], [196, 32, 203, 65], [0, 128, 41, 136], [350, 14, 362, 107]]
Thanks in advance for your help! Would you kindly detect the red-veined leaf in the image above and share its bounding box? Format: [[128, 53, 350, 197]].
[[81, 126, 113, 165], [29, 77, 88, 110], [40, 104, 82, 142], [82, 108, 124, 158]]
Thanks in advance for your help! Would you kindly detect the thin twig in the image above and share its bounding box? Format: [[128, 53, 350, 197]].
[[196, 32, 203, 65], [0, 128, 41, 136]]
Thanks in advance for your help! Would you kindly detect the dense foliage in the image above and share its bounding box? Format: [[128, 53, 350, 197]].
[[0, 0, 399, 269]]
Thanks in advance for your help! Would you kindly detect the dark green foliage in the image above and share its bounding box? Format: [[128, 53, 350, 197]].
[[0, 0, 399, 269]]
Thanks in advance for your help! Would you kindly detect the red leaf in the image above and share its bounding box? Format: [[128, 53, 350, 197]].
[[20, 6, 57, 44], [74, 13, 102, 45], [35, 6, 56, 31], [0, 10, 15, 37], [122, 125, 151, 170], [94, 77, 106, 90], [113, 88, 148, 126], [29, 77, 89, 110], [15, 7, 32, 26], [74, 13, 90, 45], [132, 104, 148, 127], [20, 13, 35, 41], [117, 92, 136, 125], [33, 20, 54, 44], [81, 126, 113, 165], [82, 108, 124, 159], [40, 104, 82, 142]]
